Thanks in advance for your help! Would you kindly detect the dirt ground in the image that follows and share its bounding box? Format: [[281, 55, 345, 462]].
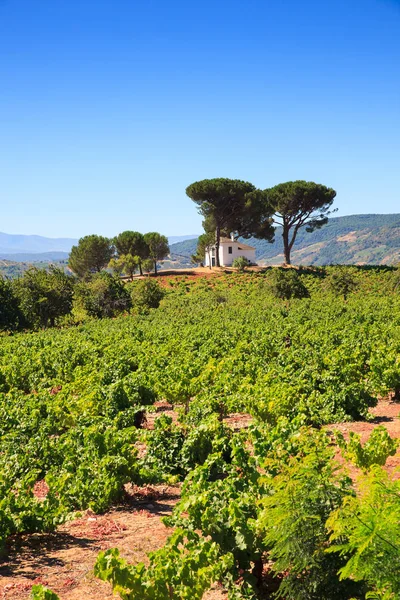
[[1, 398, 400, 599], [327, 395, 400, 479]]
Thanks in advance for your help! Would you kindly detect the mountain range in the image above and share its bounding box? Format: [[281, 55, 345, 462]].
[[0, 233, 199, 263], [168, 214, 400, 267], [1, 215, 400, 268]]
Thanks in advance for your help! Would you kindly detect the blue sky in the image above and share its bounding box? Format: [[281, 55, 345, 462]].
[[1, 0, 399, 238]]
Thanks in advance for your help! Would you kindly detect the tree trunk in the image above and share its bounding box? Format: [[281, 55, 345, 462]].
[[154, 260, 157, 276], [282, 226, 291, 265], [215, 225, 221, 267], [139, 261, 143, 276]]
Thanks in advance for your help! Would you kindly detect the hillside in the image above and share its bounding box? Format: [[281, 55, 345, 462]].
[[168, 214, 400, 266], [0, 258, 69, 279]]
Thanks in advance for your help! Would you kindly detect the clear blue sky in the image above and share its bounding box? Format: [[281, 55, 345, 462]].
[[1, 0, 399, 238]]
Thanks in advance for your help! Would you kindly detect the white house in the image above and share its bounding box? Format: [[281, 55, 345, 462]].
[[204, 236, 256, 267]]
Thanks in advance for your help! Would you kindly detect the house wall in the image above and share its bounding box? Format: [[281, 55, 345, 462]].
[[220, 244, 255, 266], [204, 243, 256, 267]]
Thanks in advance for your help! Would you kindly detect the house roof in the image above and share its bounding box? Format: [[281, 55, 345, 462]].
[[219, 237, 255, 250]]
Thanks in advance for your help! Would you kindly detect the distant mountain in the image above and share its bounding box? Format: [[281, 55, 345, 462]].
[[0, 252, 70, 263], [168, 214, 400, 266], [0, 232, 77, 255], [0, 232, 200, 261], [167, 235, 200, 245]]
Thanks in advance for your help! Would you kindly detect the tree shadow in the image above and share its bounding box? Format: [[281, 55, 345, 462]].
[[0, 531, 99, 578]]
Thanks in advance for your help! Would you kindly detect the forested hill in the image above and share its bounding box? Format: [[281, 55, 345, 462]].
[[169, 214, 400, 266]]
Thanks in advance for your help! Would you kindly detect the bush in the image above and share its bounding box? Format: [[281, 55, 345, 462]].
[[75, 272, 131, 318], [326, 267, 358, 299], [142, 258, 155, 274], [258, 430, 363, 599], [269, 269, 309, 300], [13, 267, 74, 328], [130, 279, 165, 311], [232, 256, 250, 272], [0, 276, 21, 331], [336, 426, 399, 470]]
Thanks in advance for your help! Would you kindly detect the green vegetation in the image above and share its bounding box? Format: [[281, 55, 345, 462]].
[[269, 268, 310, 300], [129, 278, 165, 312], [3, 267, 400, 598], [186, 178, 274, 267], [68, 230, 169, 278], [232, 256, 250, 272], [266, 180, 337, 264], [143, 232, 170, 275], [75, 271, 132, 318], [13, 266, 74, 328], [113, 231, 149, 275], [69, 234, 114, 277], [170, 213, 400, 267]]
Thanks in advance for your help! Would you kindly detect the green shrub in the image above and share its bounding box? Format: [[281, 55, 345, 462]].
[[269, 269, 309, 300], [75, 272, 131, 318], [31, 585, 60, 599], [258, 430, 363, 600], [326, 267, 358, 299], [130, 278, 165, 311], [232, 256, 250, 272], [0, 276, 22, 330], [328, 467, 400, 598], [13, 267, 74, 328], [336, 426, 399, 470]]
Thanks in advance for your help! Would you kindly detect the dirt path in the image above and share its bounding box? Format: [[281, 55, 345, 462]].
[[0, 487, 181, 600]]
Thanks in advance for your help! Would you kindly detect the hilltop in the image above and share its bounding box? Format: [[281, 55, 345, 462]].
[[169, 214, 400, 266]]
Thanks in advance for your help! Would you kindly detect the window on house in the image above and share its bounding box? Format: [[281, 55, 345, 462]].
[[228, 246, 232, 254]]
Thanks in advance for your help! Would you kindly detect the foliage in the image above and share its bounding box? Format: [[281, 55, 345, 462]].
[[113, 231, 149, 275], [129, 278, 165, 311], [336, 426, 399, 469], [2, 266, 400, 583], [186, 178, 274, 267], [94, 530, 233, 600], [108, 256, 125, 276], [141, 258, 155, 273], [143, 415, 232, 479], [114, 230, 149, 259], [109, 254, 139, 280], [257, 429, 362, 599], [143, 232, 169, 275], [75, 272, 131, 318], [31, 585, 60, 600], [69, 234, 113, 277], [13, 267, 74, 328], [143, 414, 185, 478], [269, 268, 309, 300], [232, 256, 250, 272], [0, 275, 22, 330], [327, 467, 400, 599], [327, 266, 359, 299], [165, 436, 265, 584], [191, 230, 215, 265], [266, 180, 336, 264]]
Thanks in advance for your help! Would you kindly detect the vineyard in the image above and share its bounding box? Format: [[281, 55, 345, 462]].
[[2, 266, 400, 599]]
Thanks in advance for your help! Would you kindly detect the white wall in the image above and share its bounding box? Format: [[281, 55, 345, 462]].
[[204, 243, 256, 266], [220, 243, 255, 266]]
